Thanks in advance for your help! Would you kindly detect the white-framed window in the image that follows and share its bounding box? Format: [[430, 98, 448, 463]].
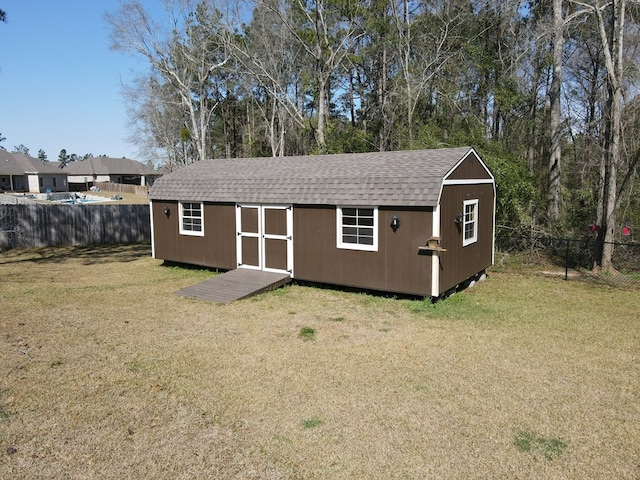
[[179, 201, 204, 236], [463, 199, 478, 246], [337, 206, 378, 251]]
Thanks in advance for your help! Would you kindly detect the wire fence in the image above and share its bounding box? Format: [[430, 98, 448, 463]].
[[493, 226, 640, 289]]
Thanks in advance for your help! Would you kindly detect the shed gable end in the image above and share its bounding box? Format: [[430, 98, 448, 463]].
[[445, 151, 493, 181]]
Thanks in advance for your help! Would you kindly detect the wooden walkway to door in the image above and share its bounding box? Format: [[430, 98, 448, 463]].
[[175, 268, 292, 304]]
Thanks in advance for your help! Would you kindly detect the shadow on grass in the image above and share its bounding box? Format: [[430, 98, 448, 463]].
[[0, 243, 151, 265]]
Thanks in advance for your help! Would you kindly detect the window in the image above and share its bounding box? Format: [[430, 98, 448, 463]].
[[463, 199, 478, 246], [179, 202, 204, 236], [337, 206, 378, 251], [53, 178, 57, 187]]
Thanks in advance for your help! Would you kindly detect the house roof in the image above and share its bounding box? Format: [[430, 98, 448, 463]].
[[63, 157, 155, 176], [0, 150, 65, 175], [150, 147, 487, 207]]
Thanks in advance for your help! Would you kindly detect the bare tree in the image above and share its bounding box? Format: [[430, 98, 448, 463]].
[[390, 0, 464, 149], [267, 0, 363, 153], [234, 0, 306, 156], [569, 0, 634, 270], [106, 0, 233, 162], [124, 74, 193, 170]]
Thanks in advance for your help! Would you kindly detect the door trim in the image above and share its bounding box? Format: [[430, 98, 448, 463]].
[[236, 204, 261, 271], [236, 204, 293, 276]]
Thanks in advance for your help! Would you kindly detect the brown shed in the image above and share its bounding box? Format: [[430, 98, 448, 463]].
[[149, 147, 495, 299]]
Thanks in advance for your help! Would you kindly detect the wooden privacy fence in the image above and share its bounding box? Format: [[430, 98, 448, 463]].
[[94, 182, 150, 196], [0, 204, 151, 250]]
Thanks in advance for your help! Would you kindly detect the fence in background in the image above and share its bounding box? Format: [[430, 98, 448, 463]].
[[94, 182, 150, 196], [0, 193, 37, 205], [2, 209, 638, 288], [0, 204, 151, 250], [494, 227, 640, 288]]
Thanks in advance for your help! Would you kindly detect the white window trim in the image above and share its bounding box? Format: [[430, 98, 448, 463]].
[[462, 199, 478, 246], [179, 201, 205, 237], [336, 206, 378, 252]]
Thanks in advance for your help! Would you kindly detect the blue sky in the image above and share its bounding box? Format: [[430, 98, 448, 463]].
[[0, 1, 163, 162]]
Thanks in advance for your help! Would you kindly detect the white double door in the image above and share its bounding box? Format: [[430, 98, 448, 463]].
[[236, 204, 293, 275]]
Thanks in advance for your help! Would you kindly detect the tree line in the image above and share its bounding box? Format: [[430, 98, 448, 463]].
[[106, 0, 640, 271], [0, 139, 106, 166]]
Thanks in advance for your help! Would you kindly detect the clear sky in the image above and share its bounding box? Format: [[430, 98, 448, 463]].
[[0, 1, 163, 163]]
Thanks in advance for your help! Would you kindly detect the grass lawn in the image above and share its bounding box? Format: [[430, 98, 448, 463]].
[[82, 190, 151, 204], [1, 244, 639, 479]]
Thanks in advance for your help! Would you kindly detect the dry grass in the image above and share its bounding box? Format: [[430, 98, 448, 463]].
[[1, 244, 639, 479], [83, 190, 151, 204]]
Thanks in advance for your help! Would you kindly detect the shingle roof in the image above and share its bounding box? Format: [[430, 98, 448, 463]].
[[149, 147, 477, 207], [0, 150, 65, 175], [64, 157, 155, 176]]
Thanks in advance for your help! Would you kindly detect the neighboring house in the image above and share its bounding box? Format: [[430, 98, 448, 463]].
[[0, 150, 69, 193], [149, 147, 496, 299], [64, 157, 157, 191]]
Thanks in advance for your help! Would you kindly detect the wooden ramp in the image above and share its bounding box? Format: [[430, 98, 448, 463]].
[[176, 269, 292, 304]]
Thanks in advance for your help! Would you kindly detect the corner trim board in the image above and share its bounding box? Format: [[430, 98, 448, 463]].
[[431, 205, 441, 298]]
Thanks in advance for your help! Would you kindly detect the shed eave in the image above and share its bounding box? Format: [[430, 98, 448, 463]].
[[149, 196, 438, 208]]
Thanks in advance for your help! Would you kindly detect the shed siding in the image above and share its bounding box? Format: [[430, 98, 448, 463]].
[[152, 201, 236, 269], [437, 183, 494, 293], [446, 153, 492, 180], [293, 205, 434, 296]]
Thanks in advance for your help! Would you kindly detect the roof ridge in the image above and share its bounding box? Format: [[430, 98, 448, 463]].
[[150, 147, 482, 207]]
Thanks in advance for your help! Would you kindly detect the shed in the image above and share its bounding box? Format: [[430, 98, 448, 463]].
[[149, 147, 495, 299]]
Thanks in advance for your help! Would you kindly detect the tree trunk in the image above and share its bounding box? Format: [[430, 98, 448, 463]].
[[526, 49, 542, 175], [591, 0, 626, 271], [378, 46, 388, 152], [548, 0, 564, 223], [316, 75, 327, 153], [598, 82, 621, 271]]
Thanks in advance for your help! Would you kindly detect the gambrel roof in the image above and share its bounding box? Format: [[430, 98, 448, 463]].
[[149, 147, 492, 207]]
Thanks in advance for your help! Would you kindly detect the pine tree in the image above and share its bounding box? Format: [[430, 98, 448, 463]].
[[58, 149, 70, 168]]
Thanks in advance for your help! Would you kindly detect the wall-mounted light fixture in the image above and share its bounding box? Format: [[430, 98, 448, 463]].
[[163, 205, 171, 217], [455, 212, 464, 233], [390, 213, 400, 232]]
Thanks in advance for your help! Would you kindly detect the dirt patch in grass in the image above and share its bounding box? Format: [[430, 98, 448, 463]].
[[1, 245, 639, 479]]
